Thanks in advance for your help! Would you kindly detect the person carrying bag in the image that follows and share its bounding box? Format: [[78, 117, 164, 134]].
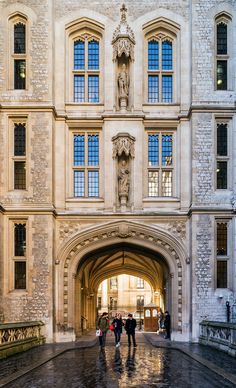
[[97, 312, 109, 348]]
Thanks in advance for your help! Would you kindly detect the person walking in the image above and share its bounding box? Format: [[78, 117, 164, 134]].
[[112, 313, 123, 347], [125, 313, 137, 347], [97, 312, 109, 348], [164, 311, 171, 339]]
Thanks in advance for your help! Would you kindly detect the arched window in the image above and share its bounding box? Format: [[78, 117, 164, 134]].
[[9, 14, 27, 90], [73, 37, 100, 103], [215, 14, 231, 90], [144, 19, 179, 104]]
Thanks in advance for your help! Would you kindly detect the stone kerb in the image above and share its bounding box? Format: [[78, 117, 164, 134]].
[[55, 221, 188, 335]]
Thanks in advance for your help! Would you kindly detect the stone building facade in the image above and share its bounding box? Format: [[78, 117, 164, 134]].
[[0, 0, 235, 343]]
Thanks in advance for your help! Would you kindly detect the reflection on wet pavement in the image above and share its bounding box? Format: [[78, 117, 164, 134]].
[[5, 345, 235, 388]]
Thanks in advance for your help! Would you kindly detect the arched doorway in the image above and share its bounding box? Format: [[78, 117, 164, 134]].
[[76, 244, 169, 334], [54, 221, 190, 342]]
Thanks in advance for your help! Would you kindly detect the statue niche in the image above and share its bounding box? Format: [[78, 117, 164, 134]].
[[112, 133, 135, 212], [112, 4, 135, 112]]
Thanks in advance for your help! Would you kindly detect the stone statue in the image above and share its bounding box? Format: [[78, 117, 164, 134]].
[[118, 63, 129, 98], [118, 160, 130, 197]]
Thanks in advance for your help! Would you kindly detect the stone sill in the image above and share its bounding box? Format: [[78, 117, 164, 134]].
[[66, 198, 104, 203]]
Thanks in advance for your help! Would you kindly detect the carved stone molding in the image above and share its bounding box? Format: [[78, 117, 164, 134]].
[[166, 221, 186, 241], [231, 194, 236, 213], [112, 4, 135, 61], [60, 222, 185, 331], [112, 133, 135, 158]]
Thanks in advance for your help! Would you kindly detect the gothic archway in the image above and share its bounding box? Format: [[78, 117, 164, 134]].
[[54, 220, 190, 342]]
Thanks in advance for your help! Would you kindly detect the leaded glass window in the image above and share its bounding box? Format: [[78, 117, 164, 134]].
[[14, 23, 25, 54], [217, 124, 227, 156], [73, 37, 100, 102], [216, 123, 228, 190], [147, 38, 173, 103], [14, 60, 26, 89], [13, 20, 27, 90], [217, 23, 227, 55], [216, 221, 229, 289], [14, 123, 26, 156], [73, 133, 100, 197], [74, 40, 85, 70], [148, 132, 174, 197], [216, 21, 228, 90], [14, 161, 26, 189], [14, 223, 26, 256], [15, 261, 26, 289]]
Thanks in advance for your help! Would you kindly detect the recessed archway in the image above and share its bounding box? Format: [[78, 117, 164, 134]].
[[54, 221, 190, 342]]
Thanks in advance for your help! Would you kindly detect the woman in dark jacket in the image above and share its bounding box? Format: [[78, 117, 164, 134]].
[[112, 313, 123, 347]]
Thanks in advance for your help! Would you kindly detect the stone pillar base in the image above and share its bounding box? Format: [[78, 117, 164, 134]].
[[119, 96, 128, 112]]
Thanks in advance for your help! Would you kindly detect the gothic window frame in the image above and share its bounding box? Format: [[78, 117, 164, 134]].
[[215, 118, 232, 191], [66, 20, 104, 104], [9, 13, 28, 90], [69, 128, 102, 199], [136, 278, 144, 289], [215, 13, 232, 91], [145, 128, 176, 199], [8, 219, 28, 292], [143, 20, 179, 105], [9, 117, 28, 191], [215, 219, 232, 290]]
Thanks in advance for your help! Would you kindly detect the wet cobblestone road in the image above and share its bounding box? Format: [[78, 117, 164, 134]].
[[5, 344, 235, 388]]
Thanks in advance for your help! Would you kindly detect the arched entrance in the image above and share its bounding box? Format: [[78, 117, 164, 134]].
[[54, 221, 190, 342]]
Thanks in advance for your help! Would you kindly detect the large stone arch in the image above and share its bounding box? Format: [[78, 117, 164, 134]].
[[54, 220, 190, 342]]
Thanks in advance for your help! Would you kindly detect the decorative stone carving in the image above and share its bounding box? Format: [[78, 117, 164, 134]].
[[112, 133, 135, 158], [112, 133, 135, 211], [112, 4, 135, 62], [61, 223, 184, 329], [112, 4, 135, 112], [166, 221, 186, 240]]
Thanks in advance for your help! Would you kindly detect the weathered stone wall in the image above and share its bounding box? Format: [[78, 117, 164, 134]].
[[54, 0, 190, 20], [0, 0, 51, 102], [192, 0, 235, 104], [0, 111, 52, 205], [3, 215, 53, 340]]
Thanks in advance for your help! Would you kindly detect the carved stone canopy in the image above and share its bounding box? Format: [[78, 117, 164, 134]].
[[112, 133, 135, 158], [112, 4, 135, 61]]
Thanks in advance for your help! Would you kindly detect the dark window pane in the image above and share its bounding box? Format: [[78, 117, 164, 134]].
[[217, 161, 227, 189], [137, 296, 144, 308], [162, 41, 172, 70], [74, 75, 85, 102], [88, 135, 99, 166], [148, 135, 159, 166], [14, 123, 26, 156], [15, 261, 26, 289], [14, 23, 25, 54], [148, 75, 159, 103], [14, 224, 26, 256], [88, 40, 99, 70], [217, 124, 227, 156], [14, 161, 26, 189], [217, 23, 227, 55], [74, 171, 85, 197], [88, 171, 99, 197], [97, 296, 102, 310], [217, 261, 227, 288], [162, 75, 172, 102], [14, 60, 26, 89], [88, 75, 99, 103], [74, 40, 85, 70], [217, 61, 227, 90], [162, 135, 173, 165], [74, 135, 85, 166], [148, 40, 159, 70], [217, 223, 227, 256]]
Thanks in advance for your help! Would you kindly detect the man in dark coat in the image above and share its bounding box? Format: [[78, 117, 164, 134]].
[[164, 311, 171, 339], [125, 313, 137, 347]]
